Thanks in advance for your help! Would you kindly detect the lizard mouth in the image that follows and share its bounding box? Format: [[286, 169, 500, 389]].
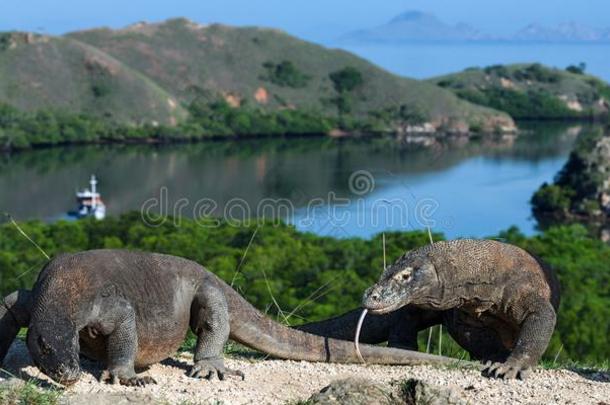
[[364, 300, 406, 315]]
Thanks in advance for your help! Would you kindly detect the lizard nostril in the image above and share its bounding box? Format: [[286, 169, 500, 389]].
[[371, 294, 380, 301]]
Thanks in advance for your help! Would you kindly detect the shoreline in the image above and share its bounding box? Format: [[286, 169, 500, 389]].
[[0, 129, 464, 154]]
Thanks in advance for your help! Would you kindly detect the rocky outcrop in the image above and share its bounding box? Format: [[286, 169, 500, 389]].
[[532, 126, 610, 238]]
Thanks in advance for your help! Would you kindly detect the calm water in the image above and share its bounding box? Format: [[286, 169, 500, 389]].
[[0, 123, 591, 239], [339, 42, 610, 81]]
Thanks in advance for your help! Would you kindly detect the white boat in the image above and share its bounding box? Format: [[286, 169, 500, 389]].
[[71, 175, 106, 220]]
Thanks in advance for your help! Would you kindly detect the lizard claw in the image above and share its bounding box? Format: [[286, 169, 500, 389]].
[[118, 376, 157, 387], [482, 360, 531, 380], [100, 370, 157, 386], [189, 358, 245, 381]]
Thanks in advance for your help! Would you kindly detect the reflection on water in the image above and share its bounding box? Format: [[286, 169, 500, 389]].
[[0, 123, 591, 238]]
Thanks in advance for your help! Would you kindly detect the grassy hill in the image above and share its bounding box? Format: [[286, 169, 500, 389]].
[[0, 19, 514, 150], [429, 63, 610, 120], [0, 32, 187, 126]]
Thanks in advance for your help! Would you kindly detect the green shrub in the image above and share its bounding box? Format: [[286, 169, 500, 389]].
[[484, 64, 510, 77], [513, 64, 561, 83], [531, 183, 575, 216], [261, 61, 311, 88], [456, 88, 579, 119], [329, 67, 364, 93], [566, 63, 587, 75]]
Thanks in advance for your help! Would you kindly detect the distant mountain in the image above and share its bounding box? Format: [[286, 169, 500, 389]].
[[513, 22, 610, 42], [341, 11, 610, 44], [340, 11, 490, 43]]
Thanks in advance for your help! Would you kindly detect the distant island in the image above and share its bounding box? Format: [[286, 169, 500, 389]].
[[429, 63, 610, 120], [0, 18, 514, 152], [339, 10, 610, 44]]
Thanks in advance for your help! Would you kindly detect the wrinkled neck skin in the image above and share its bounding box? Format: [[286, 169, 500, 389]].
[[414, 264, 484, 311], [426, 250, 501, 311]]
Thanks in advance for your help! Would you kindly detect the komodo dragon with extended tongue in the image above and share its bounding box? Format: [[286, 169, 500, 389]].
[[297, 239, 560, 380], [0, 249, 454, 386]]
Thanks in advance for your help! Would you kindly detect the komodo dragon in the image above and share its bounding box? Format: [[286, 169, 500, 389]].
[[0, 249, 453, 386], [297, 239, 560, 380]]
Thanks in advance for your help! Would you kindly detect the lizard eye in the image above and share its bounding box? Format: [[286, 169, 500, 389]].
[[394, 267, 413, 282]]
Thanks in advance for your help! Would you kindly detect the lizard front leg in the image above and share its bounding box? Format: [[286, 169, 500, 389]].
[[0, 290, 32, 367], [95, 298, 156, 386], [483, 298, 556, 380], [189, 285, 243, 381]]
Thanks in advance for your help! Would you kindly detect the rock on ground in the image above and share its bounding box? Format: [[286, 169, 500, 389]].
[[306, 377, 466, 405], [306, 378, 393, 404], [1, 341, 609, 404]]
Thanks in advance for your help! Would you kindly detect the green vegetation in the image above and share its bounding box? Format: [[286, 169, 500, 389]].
[[0, 19, 513, 150], [0, 381, 60, 405], [566, 62, 587, 75], [0, 101, 335, 150], [0, 98, 443, 150], [0, 213, 608, 364], [261, 61, 311, 88], [531, 184, 574, 216], [532, 126, 610, 224], [329, 67, 364, 93], [513, 63, 562, 83], [328, 67, 365, 115], [0, 33, 12, 51], [431, 63, 610, 120], [456, 88, 579, 119]]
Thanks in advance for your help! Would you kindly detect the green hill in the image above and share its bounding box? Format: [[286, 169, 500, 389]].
[[429, 63, 610, 120], [0, 19, 514, 150], [67, 19, 511, 128], [0, 32, 187, 125]]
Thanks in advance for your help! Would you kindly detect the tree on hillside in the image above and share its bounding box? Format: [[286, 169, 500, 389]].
[[329, 67, 364, 93], [566, 62, 587, 75], [261, 60, 311, 88], [329, 67, 364, 115]]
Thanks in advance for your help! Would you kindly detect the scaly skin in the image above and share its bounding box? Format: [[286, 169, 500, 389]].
[[0, 249, 456, 387], [297, 239, 560, 380]]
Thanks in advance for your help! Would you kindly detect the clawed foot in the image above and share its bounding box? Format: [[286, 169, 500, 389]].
[[189, 358, 245, 381], [482, 360, 531, 380], [99, 370, 157, 386]]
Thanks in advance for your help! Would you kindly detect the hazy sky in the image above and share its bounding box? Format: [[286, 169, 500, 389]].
[[2, 0, 609, 42]]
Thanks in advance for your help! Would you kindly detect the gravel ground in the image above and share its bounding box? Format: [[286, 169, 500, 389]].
[[1, 341, 609, 404]]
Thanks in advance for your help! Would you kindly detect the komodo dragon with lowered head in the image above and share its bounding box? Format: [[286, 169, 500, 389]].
[[0, 249, 454, 386], [297, 239, 560, 380]]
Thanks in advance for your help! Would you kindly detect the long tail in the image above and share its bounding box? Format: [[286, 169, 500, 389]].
[[294, 308, 397, 344], [218, 280, 455, 365]]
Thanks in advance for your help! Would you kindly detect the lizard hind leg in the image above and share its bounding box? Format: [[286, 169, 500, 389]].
[[189, 284, 244, 381]]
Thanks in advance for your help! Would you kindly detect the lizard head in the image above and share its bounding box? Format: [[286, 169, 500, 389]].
[[362, 253, 440, 314], [27, 318, 81, 386]]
